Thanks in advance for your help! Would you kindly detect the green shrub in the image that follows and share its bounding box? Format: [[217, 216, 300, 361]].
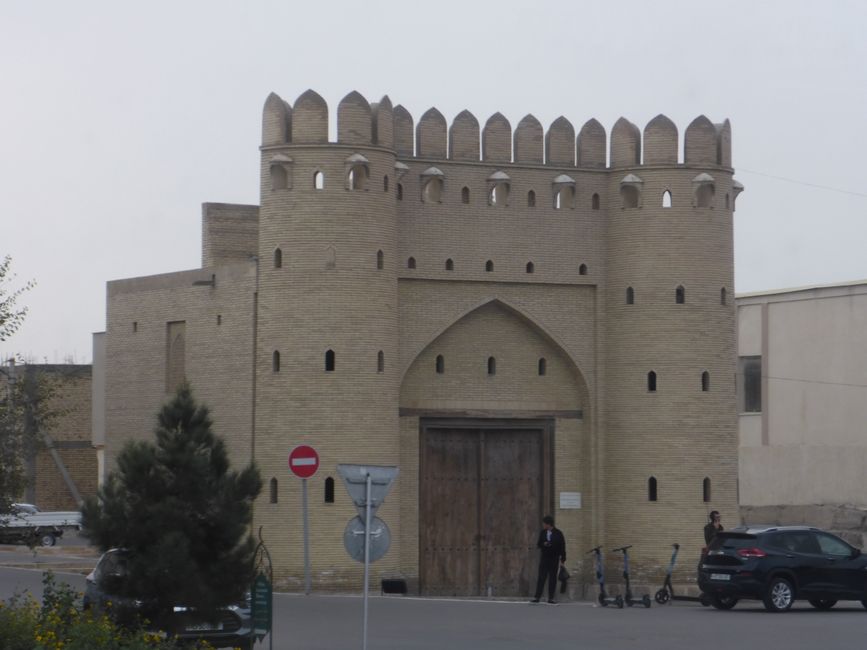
[[0, 571, 190, 650]]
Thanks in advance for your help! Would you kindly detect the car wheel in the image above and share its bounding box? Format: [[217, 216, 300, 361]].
[[40, 533, 56, 547], [763, 577, 794, 612], [709, 594, 738, 610], [654, 588, 671, 605], [808, 598, 837, 610]]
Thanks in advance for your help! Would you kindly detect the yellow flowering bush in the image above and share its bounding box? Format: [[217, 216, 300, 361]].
[[0, 571, 210, 650]]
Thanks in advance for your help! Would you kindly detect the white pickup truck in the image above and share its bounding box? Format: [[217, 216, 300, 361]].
[[0, 503, 82, 547]]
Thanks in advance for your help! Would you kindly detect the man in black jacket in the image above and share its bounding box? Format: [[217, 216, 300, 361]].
[[531, 515, 566, 604]]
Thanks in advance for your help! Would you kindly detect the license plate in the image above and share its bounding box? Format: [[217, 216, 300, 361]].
[[186, 622, 222, 632], [710, 573, 730, 581]]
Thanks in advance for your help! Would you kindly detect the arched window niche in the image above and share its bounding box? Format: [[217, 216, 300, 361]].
[[345, 153, 369, 191]]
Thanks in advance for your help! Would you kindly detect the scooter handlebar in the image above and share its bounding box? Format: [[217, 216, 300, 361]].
[[612, 545, 632, 552], [672, 543, 680, 550], [586, 545, 603, 554]]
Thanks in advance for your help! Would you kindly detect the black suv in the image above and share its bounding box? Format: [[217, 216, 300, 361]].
[[84, 549, 254, 648], [698, 526, 867, 612]]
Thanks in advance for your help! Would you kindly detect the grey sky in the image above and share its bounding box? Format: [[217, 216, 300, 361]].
[[2, 0, 866, 363]]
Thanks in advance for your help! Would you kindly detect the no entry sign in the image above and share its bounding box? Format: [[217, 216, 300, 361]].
[[288, 445, 320, 479]]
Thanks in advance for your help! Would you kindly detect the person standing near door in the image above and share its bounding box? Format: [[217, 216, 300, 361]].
[[531, 515, 566, 604]]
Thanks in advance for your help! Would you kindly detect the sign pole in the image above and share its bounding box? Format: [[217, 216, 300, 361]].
[[302, 477, 311, 595], [362, 472, 371, 650]]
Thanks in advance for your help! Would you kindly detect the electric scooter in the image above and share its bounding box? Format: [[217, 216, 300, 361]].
[[612, 545, 651, 608], [586, 546, 623, 608], [654, 543, 711, 606]]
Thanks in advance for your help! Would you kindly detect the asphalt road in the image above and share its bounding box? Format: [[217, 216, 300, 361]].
[[2, 564, 866, 650]]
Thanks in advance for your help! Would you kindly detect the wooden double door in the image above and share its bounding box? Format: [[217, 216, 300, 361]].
[[419, 420, 552, 597]]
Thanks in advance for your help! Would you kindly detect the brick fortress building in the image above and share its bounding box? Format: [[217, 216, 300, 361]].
[[94, 90, 743, 595]]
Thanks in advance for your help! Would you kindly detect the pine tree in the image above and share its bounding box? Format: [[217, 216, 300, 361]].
[[81, 383, 262, 619]]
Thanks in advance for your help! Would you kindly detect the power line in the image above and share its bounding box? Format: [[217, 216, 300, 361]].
[[764, 374, 867, 389], [738, 168, 867, 199]]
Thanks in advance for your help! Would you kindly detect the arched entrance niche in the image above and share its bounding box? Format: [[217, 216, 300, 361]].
[[397, 299, 592, 597]]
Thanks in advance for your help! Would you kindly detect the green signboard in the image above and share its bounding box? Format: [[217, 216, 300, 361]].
[[252, 572, 272, 638]]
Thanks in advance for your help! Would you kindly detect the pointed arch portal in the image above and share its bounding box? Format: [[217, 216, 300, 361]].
[[400, 298, 590, 597]]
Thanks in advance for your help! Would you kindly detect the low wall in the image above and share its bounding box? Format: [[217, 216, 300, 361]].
[[740, 503, 867, 548]]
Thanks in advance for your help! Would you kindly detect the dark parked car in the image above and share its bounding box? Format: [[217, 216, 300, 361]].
[[83, 549, 254, 648], [698, 525, 867, 612]]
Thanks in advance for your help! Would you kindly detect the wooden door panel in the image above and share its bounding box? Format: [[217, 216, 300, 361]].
[[420, 429, 480, 596], [481, 430, 543, 597]]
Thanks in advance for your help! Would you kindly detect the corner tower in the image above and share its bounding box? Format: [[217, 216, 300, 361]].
[[603, 114, 740, 557], [254, 90, 400, 585]]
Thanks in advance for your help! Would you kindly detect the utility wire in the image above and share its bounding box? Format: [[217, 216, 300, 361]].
[[764, 374, 867, 389], [738, 168, 867, 199]]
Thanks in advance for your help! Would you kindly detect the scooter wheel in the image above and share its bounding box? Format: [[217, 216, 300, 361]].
[[642, 595, 652, 608], [655, 588, 671, 605], [615, 595, 624, 609], [598, 593, 607, 607]]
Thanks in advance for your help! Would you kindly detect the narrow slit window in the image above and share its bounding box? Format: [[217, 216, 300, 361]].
[[272, 351, 280, 372], [377, 250, 384, 270], [377, 351, 384, 373], [647, 370, 657, 392], [538, 358, 547, 376], [591, 193, 600, 210], [662, 190, 672, 208], [720, 287, 727, 305], [445, 258, 454, 271], [132, 321, 138, 333], [216, 315, 221, 326], [325, 349, 335, 372], [703, 477, 711, 503], [487, 357, 496, 375], [485, 260, 494, 272], [579, 264, 587, 276], [383, 176, 389, 192], [461, 186, 470, 204], [648, 477, 658, 502], [435, 354, 445, 374], [526, 261, 534, 274], [274, 248, 282, 269], [528, 190, 536, 207], [407, 257, 416, 269], [626, 287, 634, 305], [702, 371, 710, 392], [675, 285, 685, 304], [397, 183, 403, 200], [314, 171, 325, 190], [269, 478, 278, 504], [325, 477, 335, 503]]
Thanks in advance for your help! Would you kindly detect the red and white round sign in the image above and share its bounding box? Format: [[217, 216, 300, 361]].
[[288, 445, 320, 479]]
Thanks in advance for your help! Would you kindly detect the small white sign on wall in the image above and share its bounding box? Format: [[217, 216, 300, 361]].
[[559, 492, 582, 509]]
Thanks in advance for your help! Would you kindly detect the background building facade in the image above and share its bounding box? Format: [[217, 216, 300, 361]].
[[95, 90, 741, 594], [738, 282, 867, 547]]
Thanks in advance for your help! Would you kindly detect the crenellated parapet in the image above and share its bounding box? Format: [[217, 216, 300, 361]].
[[262, 89, 734, 169]]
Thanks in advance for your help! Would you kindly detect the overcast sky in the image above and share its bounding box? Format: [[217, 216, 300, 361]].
[[2, 0, 866, 363]]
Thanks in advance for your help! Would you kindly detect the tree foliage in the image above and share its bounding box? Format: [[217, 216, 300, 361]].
[[0, 366, 66, 517], [81, 384, 262, 618], [0, 255, 35, 343]]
